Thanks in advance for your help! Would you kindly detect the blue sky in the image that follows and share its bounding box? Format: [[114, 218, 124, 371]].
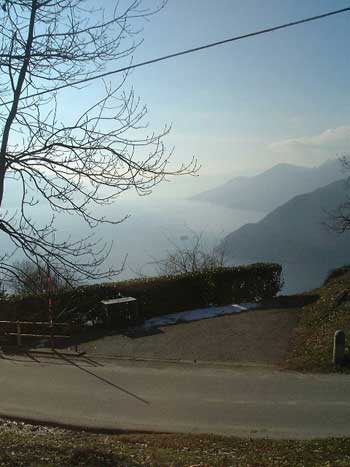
[[2, 0, 350, 278], [54, 0, 350, 196], [138, 1, 350, 192]]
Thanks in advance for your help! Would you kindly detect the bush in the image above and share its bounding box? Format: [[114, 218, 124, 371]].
[[0, 263, 283, 325]]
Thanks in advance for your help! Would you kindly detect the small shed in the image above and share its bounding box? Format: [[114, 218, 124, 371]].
[[101, 297, 141, 327]]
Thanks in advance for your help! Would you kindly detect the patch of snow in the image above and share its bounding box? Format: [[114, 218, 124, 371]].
[[143, 303, 258, 329]]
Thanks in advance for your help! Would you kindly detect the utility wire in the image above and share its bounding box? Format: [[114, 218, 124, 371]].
[[2, 5, 350, 106]]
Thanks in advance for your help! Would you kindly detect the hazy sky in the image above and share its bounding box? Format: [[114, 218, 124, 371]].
[[23, 0, 350, 197], [124, 0, 350, 195], [2, 0, 350, 281]]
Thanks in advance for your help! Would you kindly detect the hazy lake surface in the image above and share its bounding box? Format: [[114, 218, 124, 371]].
[[1, 196, 332, 293], [1, 196, 263, 276], [99, 197, 264, 279], [111, 198, 332, 293]]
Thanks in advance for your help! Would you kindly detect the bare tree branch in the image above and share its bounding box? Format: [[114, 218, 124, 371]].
[[155, 232, 226, 276], [0, 0, 198, 287], [327, 156, 350, 233]]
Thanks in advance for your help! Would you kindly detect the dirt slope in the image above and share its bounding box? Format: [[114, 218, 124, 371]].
[[75, 305, 301, 365]]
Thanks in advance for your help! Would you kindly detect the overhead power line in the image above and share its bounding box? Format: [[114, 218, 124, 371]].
[[2, 5, 350, 106]]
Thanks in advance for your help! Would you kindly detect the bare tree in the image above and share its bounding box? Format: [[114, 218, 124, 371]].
[[9, 259, 78, 295], [330, 156, 350, 233], [156, 233, 226, 276], [0, 0, 197, 286]]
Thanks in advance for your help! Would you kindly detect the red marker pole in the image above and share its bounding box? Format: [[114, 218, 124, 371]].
[[47, 266, 54, 350]]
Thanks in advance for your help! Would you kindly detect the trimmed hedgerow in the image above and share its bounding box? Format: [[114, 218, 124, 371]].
[[0, 263, 283, 324]]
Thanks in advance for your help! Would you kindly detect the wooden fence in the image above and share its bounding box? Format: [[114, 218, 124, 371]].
[[0, 320, 77, 349]]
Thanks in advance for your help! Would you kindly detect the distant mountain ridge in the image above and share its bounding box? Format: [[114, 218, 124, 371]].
[[192, 159, 343, 212], [220, 178, 350, 291]]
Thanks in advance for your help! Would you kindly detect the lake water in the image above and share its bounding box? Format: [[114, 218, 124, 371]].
[[106, 198, 331, 293], [0, 195, 333, 293], [0, 195, 263, 279], [97, 197, 264, 279]]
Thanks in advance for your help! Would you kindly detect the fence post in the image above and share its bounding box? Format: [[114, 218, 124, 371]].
[[333, 330, 345, 366], [16, 322, 22, 347]]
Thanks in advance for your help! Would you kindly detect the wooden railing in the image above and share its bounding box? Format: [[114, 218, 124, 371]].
[[0, 320, 77, 348]]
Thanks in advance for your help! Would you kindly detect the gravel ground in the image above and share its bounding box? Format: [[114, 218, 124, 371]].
[[77, 307, 300, 365]]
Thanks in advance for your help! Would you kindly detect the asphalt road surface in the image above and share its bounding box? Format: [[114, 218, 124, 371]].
[[0, 352, 349, 439]]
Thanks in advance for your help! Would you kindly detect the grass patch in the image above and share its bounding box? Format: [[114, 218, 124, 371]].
[[1, 419, 350, 466], [284, 270, 350, 372]]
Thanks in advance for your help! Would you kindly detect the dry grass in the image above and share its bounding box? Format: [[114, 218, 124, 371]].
[[1, 419, 350, 466], [284, 271, 350, 372]]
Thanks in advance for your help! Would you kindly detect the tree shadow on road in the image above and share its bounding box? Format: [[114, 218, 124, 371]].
[[0, 347, 149, 405], [53, 350, 149, 406]]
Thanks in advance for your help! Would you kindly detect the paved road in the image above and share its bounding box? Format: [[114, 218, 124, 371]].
[[0, 352, 349, 439]]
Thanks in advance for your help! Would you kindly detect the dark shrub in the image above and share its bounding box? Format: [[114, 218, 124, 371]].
[[324, 265, 350, 286], [0, 263, 283, 324]]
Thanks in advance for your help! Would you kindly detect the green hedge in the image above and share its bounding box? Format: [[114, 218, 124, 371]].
[[0, 263, 283, 324]]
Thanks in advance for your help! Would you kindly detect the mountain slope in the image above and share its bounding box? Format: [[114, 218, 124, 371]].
[[193, 159, 343, 212], [221, 178, 350, 265]]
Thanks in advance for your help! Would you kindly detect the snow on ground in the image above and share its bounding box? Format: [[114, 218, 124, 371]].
[[143, 303, 258, 329]]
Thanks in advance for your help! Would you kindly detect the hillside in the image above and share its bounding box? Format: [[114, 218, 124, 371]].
[[221, 178, 350, 262], [192, 159, 343, 212], [285, 267, 350, 372], [220, 178, 350, 291]]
